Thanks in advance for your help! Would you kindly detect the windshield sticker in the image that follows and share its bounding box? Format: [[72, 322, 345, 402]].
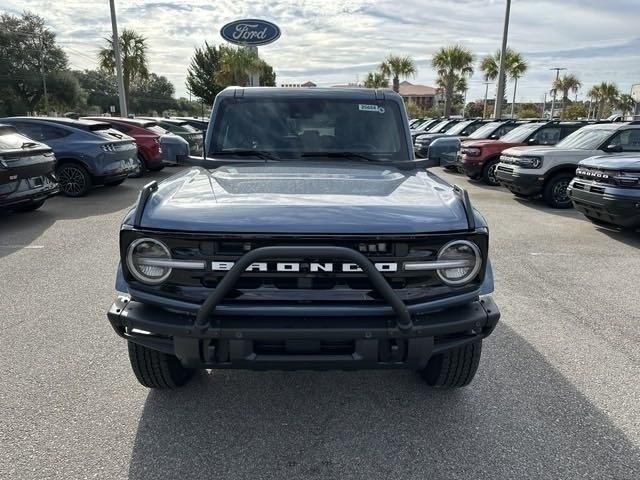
[[359, 104, 385, 113]]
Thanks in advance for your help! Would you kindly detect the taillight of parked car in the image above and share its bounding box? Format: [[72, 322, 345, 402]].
[[101, 143, 116, 152]]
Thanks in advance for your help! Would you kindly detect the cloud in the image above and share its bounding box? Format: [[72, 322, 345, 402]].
[[3, 0, 639, 103]]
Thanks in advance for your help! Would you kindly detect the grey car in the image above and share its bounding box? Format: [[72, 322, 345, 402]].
[[139, 117, 203, 158], [2, 117, 137, 197]]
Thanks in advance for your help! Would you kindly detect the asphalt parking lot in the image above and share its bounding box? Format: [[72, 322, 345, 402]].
[[1, 166, 639, 480]]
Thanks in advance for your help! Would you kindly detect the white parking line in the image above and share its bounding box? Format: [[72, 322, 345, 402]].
[[0, 245, 44, 249]]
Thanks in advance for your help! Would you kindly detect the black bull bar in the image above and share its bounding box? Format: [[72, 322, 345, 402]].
[[194, 246, 413, 332]]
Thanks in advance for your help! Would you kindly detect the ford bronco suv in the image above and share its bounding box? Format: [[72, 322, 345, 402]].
[[107, 88, 500, 389], [496, 122, 640, 208], [568, 154, 640, 228], [458, 120, 585, 186]]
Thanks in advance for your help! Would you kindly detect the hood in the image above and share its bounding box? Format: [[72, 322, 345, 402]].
[[415, 133, 448, 143], [131, 162, 470, 234], [580, 154, 640, 171]]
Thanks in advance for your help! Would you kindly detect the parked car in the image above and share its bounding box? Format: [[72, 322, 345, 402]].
[[458, 120, 586, 185], [2, 117, 137, 197], [107, 87, 500, 390], [0, 123, 58, 212], [173, 116, 208, 131], [409, 118, 440, 136], [496, 122, 640, 208], [411, 118, 461, 143], [83, 117, 165, 177], [568, 154, 640, 228], [414, 119, 491, 158], [139, 117, 203, 158]]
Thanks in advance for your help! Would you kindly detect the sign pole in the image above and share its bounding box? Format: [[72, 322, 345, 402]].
[[248, 45, 260, 87]]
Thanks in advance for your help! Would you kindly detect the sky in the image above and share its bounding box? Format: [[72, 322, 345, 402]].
[[3, 0, 640, 103]]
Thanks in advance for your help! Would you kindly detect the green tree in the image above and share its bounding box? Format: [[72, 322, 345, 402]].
[[98, 28, 149, 101], [363, 72, 389, 88], [404, 101, 427, 119], [130, 73, 176, 114], [72, 69, 118, 113], [215, 45, 262, 87], [435, 70, 469, 116], [480, 47, 528, 117], [552, 73, 581, 120], [617, 94, 636, 119], [185, 42, 224, 105], [259, 60, 276, 87], [432, 45, 474, 117], [564, 102, 588, 120], [0, 11, 69, 113], [588, 82, 619, 119], [379, 55, 416, 93], [465, 101, 484, 118], [517, 103, 541, 119]]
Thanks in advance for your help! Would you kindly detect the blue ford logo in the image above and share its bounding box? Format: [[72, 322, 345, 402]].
[[220, 19, 281, 46]]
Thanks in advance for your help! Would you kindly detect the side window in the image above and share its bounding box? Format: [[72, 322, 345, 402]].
[[11, 123, 45, 141], [111, 123, 129, 133], [530, 127, 561, 145], [463, 123, 482, 135], [608, 129, 640, 152], [40, 126, 69, 141], [496, 124, 517, 137]]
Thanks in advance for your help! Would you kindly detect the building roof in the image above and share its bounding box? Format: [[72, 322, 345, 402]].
[[301, 81, 317, 87], [398, 81, 437, 97]]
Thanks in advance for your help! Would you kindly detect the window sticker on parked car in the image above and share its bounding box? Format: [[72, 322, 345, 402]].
[[359, 104, 385, 113]]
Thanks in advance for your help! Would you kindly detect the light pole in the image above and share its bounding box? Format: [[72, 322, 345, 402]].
[[39, 34, 48, 114], [549, 67, 566, 119], [482, 81, 491, 118], [109, 0, 127, 117], [493, 0, 511, 118]]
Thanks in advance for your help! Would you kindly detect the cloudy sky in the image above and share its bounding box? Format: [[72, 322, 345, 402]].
[[3, 0, 640, 103]]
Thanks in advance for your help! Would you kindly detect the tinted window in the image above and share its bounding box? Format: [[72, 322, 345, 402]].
[[530, 127, 561, 145], [496, 123, 519, 137], [608, 129, 640, 151], [500, 123, 545, 142], [209, 97, 408, 160], [446, 120, 475, 136], [468, 122, 501, 139], [11, 123, 68, 142]]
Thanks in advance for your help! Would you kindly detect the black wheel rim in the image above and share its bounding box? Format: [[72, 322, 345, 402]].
[[553, 180, 570, 205], [59, 166, 85, 195], [487, 163, 498, 184]]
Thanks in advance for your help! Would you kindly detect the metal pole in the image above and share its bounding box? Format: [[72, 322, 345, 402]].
[[109, 0, 127, 117], [493, 0, 511, 118], [543, 93, 547, 119], [247, 45, 260, 86], [510, 76, 518, 118], [549, 67, 566, 119], [482, 82, 490, 118], [39, 35, 48, 114]]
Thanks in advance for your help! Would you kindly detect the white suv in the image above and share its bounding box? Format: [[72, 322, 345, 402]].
[[495, 122, 640, 208]]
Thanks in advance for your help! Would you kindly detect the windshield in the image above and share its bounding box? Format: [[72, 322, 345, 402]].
[[446, 120, 475, 136], [468, 122, 500, 139], [414, 119, 434, 131], [427, 120, 450, 133], [555, 127, 615, 150], [208, 97, 409, 160], [500, 123, 544, 142]]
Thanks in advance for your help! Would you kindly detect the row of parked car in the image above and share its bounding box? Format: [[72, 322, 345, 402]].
[[0, 115, 207, 212], [410, 116, 640, 230]]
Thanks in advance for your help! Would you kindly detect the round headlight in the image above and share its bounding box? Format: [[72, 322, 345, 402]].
[[436, 240, 482, 286], [126, 238, 172, 284]]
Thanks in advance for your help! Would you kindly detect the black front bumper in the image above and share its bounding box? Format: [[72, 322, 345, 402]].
[[108, 296, 499, 370], [496, 167, 545, 196], [460, 159, 484, 178], [568, 183, 640, 228]]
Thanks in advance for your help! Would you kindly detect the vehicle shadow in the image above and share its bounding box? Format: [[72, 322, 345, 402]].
[[510, 196, 584, 219], [0, 169, 176, 260], [127, 324, 640, 480], [592, 224, 640, 247]]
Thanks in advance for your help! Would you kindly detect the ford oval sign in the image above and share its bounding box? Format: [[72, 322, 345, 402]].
[[220, 19, 281, 46]]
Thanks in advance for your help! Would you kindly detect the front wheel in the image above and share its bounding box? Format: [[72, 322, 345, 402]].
[[481, 159, 500, 186], [419, 341, 482, 388], [542, 173, 574, 208], [128, 342, 195, 389]]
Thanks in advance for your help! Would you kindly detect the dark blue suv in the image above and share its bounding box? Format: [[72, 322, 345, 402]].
[[107, 87, 500, 389], [2, 117, 137, 196]]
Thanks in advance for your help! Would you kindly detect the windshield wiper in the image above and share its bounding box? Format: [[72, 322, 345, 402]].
[[301, 151, 384, 162], [210, 149, 279, 160]]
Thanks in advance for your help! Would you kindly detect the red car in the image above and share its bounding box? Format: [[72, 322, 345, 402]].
[[83, 117, 165, 177]]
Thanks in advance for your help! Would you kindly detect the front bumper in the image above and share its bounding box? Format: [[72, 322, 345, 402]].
[[460, 158, 484, 178], [496, 166, 544, 196], [568, 181, 640, 228], [108, 295, 499, 370]]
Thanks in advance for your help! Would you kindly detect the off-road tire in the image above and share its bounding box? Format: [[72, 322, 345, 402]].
[[127, 341, 195, 389], [481, 158, 500, 186], [542, 173, 574, 209], [420, 341, 482, 388], [104, 178, 126, 187], [56, 163, 92, 197], [12, 200, 46, 212]]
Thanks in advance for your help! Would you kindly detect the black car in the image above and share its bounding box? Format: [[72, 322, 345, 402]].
[[568, 154, 640, 228], [414, 119, 491, 158], [107, 87, 500, 390], [173, 117, 209, 131], [0, 123, 58, 212]]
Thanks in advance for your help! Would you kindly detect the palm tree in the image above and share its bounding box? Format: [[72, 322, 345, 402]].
[[379, 55, 416, 93], [363, 72, 389, 89], [587, 84, 602, 119], [617, 94, 636, 119], [436, 75, 468, 115], [432, 45, 474, 117], [98, 28, 149, 100], [588, 82, 619, 119], [480, 47, 528, 117], [214, 45, 262, 87], [552, 74, 581, 120]]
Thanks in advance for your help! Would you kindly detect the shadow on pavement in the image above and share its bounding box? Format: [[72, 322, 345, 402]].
[[127, 324, 640, 480], [510, 196, 584, 219]]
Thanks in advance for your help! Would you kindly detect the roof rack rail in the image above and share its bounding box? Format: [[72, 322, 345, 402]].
[[133, 180, 158, 228], [453, 184, 476, 231]]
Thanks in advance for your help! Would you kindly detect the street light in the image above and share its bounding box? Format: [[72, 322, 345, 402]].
[[109, 0, 127, 117], [493, 0, 511, 118], [549, 67, 566, 119], [482, 81, 491, 118]]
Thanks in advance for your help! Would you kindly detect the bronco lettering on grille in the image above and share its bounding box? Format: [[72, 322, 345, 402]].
[[211, 261, 398, 272]]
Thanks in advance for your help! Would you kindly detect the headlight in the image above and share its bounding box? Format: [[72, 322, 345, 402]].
[[463, 147, 481, 157], [126, 238, 172, 284], [516, 156, 542, 169], [436, 240, 482, 286]]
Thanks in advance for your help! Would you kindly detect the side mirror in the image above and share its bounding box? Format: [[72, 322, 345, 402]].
[[489, 134, 498, 139], [604, 144, 623, 153], [425, 138, 461, 169], [528, 138, 537, 144]]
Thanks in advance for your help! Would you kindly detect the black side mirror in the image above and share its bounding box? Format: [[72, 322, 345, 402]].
[[604, 144, 623, 153], [528, 138, 537, 144]]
